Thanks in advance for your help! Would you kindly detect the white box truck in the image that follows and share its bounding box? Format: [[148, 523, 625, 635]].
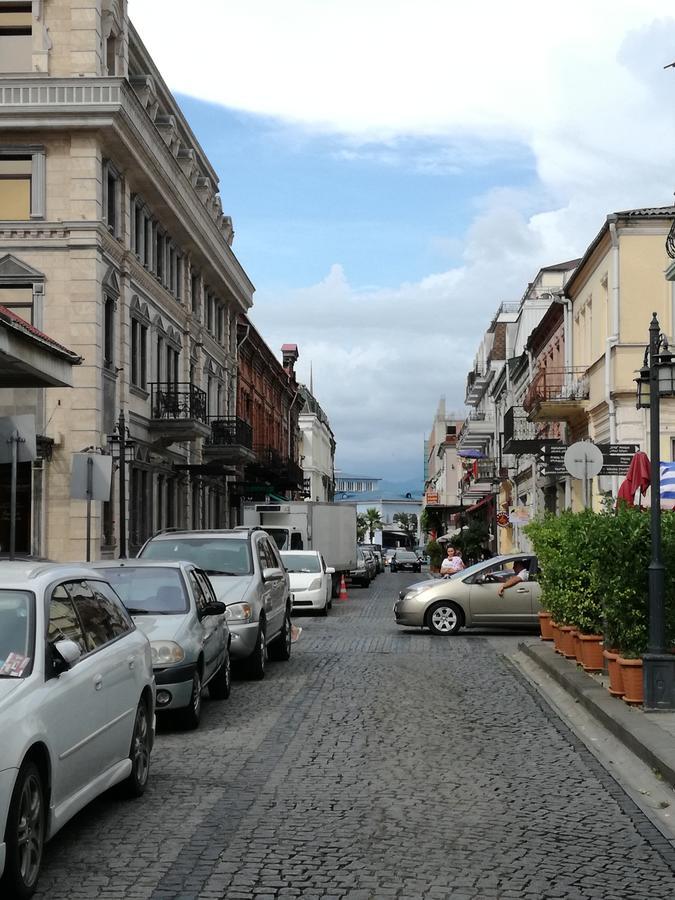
[[242, 501, 357, 597]]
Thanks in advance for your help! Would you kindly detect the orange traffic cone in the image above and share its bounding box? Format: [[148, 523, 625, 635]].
[[339, 574, 349, 600]]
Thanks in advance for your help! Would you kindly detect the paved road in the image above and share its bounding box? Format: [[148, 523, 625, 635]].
[[35, 571, 675, 899]]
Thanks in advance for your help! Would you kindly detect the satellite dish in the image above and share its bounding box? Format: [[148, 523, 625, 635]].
[[564, 441, 603, 479]]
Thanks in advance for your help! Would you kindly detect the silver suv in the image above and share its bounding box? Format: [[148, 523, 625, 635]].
[[138, 528, 292, 679]]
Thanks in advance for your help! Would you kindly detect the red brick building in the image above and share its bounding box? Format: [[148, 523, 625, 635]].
[[236, 316, 304, 500]]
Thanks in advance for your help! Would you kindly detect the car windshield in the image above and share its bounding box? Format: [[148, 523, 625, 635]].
[[95, 567, 188, 614], [281, 553, 321, 573], [396, 552, 417, 561], [141, 538, 253, 575], [0, 590, 34, 678], [451, 558, 527, 581]]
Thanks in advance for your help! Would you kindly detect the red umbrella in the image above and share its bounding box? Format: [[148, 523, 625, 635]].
[[617, 451, 651, 507]]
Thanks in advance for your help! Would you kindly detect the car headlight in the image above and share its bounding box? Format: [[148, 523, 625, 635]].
[[225, 602, 253, 623], [150, 641, 185, 668], [308, 578, 322, 591], [402, 588, 425, 601]]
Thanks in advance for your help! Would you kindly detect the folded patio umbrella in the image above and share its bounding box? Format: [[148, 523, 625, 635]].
[[456, 449, 486, 458], [617, 451, 651, 507]]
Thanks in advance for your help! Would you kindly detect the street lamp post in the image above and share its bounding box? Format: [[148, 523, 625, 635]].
[[107, 411, 135, 560], [635, 312, 675, 710]]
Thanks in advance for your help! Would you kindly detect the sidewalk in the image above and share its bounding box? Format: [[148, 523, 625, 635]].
[[521, 640, 675, 788]]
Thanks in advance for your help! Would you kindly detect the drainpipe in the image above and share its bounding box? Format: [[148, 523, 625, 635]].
[[607, 220, 620, 498]]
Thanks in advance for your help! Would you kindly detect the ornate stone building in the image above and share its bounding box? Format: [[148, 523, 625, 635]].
[[0, 0, 254, 558]]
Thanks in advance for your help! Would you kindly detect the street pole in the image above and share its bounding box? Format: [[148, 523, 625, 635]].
[[8, 430, 23, 560], [118, 410, 127, 559], [644, 312, 675, 709], [85, 455, 93, 562]]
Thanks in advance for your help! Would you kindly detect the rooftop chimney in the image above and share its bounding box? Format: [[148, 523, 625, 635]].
[[281, 343, 299, 377]]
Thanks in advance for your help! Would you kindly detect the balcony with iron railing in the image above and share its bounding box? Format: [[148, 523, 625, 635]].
[[148, 382, 210, 444], [203, 416, 256, 465], [247, 444, 305, 493], [523, 367, 589, 425], [503, 405, 542, 454]]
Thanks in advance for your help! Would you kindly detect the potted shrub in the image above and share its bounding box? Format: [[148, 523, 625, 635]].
[[426, 539, 443, 574]]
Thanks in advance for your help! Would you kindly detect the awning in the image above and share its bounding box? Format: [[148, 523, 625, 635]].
[[465, 495, 494, 514]]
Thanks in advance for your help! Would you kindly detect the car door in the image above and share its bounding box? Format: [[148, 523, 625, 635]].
[[193, 568, 226, 680], [42, 583, 114, 806], [468, 561, 534, 626], [186, 568, 217, 682], [259, 537, 285, 638], [69, 579, 139, 768]]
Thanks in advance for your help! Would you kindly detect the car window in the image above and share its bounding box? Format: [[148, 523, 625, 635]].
[[257, 539, 277, 571], [66, 580, 128, 651], [0, 590, 34, 678], [281, 553, 321, 573], [97, 567, 188, 615], [194, 570, 217, 605], [141, 537, 253, 576], [90, 581, 134, 632], [187, 570, 210, 614], [48, 585, 87, 654]]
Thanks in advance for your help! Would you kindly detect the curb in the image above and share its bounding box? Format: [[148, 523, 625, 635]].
[[520, 641, 675, 789]]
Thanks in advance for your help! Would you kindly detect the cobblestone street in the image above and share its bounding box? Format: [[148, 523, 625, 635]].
[[34, 571, 675, 900]]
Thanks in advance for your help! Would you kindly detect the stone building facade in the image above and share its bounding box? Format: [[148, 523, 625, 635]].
[[298, 383, 335, 502], [0, 0, 254, 558]]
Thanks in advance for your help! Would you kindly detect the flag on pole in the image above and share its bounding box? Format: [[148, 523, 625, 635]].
[[660, 462, 675, 510]]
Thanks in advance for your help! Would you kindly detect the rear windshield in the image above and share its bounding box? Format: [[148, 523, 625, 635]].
[[281, 553, 321, 573], [0, 590, 34, 678], [96, 567, 188, 615], [141, 538, 253, 576]]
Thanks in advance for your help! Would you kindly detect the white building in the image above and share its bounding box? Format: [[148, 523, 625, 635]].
[[298, 384, 335, 502]]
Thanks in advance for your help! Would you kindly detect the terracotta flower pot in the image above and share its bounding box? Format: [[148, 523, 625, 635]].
[[579, 634, 604, 672], [551, 622, 563, 653], [603, 648, 624, 697], [560, 626, 577, 659], [573, 631, 584, 665], [538, 611, 554, 641], [618, 657, 644, 705]]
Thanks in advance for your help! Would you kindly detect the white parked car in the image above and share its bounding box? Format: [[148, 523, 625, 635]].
[[281, 551, 335, 616], [0, 563, 155, 899]]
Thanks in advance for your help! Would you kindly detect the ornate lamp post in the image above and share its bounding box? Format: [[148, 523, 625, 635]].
[[107, 411, 135, 559], [635, 313, 675, 709]]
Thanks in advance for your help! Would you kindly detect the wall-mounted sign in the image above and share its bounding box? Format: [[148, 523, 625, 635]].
[[496, 511, 510, 528], [425, 492, 439, 505]]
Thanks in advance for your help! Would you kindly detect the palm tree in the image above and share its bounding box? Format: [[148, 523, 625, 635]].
[[393, 512, 418, 547], [364, 507, 384, 543], [356, 513, 368, 542]]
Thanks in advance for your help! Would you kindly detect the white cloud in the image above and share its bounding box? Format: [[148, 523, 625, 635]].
[[129, 0, 675, 476]]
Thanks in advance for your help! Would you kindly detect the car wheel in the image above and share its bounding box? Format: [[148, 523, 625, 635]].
[[318, 597, 329, 617], [1, 759, 45, 899], [208, 650, 231, 700], [363, 577, 371, 588], [427, 601, 462, 636], [244, 621, 266, 680], [178, 670, 203, 729], [122, 699, 151, 798], [327, 594, 333, 610], [269, 607, 292, 661]]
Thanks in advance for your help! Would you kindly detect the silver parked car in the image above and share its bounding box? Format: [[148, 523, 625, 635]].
[[138, 528, 292, 680], [393, 554, 541, 635], [93, 560, 230, 729], [0, 563, 155, 899]]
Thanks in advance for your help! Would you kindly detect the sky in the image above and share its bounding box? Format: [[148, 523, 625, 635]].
[[131, 0, 675, 481]]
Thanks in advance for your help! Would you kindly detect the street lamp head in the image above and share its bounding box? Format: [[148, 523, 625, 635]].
[[635, 364, 651, 408]]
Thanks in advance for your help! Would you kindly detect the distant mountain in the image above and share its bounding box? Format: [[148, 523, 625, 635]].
[[377, 478, 424, 497]]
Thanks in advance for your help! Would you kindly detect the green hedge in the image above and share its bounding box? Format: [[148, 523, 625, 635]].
[[525, 507, 675, 658]]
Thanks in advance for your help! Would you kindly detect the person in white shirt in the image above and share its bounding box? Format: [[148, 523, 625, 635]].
[[440, 546, 465, 576], [497, 560, 530, 597]]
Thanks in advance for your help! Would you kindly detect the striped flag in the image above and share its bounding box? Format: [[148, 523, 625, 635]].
[[660, 462, 675, 510]]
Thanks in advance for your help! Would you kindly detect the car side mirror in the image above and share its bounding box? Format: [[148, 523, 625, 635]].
[[263, 566, 284, 581], [201, 601, 227, 617], [325, 567, 335, 575], [52, 639, 82, 675]]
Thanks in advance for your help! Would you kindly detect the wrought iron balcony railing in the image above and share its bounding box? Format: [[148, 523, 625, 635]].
[[206, 416, 253, 450], [523, 367, 589, 412], [150, 383, 208, 423]]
